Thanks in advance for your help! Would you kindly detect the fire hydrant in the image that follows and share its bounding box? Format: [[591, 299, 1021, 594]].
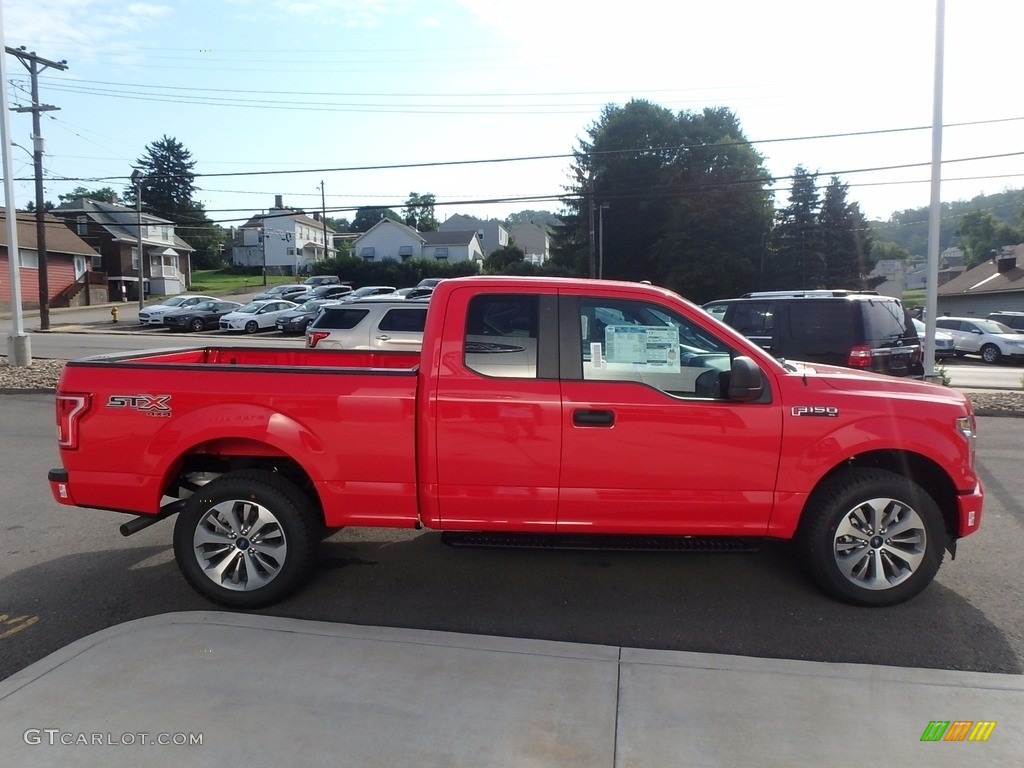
[[111, 306, 119, 323]]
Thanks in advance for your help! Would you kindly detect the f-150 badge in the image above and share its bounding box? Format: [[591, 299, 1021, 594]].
[[107, 394, 172, 417], [791, 405, 839, 417]]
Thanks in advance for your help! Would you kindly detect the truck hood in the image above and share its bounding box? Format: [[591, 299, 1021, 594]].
[[784, 360, 964, 401]]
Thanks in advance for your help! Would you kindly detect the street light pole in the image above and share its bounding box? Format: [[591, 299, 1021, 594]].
[[598, 202, 609, 279], [319, 180, 329, 262], [131, 170, 146, 311]]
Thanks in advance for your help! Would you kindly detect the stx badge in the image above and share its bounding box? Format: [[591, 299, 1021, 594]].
[[791, 405, 839, 417], [107, 394, 172, 417]]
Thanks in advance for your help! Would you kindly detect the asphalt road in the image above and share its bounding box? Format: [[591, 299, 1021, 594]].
[[1, 393, 1021, 683]]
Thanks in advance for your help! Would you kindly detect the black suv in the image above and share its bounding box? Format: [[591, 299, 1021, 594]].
[[703, 291, 922, 377], [986, 311, 1024, 332]]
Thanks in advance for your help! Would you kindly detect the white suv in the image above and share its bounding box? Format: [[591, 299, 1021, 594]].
[[305, 299, 428, 351], [935, 316, 1024, 364]]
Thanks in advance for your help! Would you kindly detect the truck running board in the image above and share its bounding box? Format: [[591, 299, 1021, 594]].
[[441, 532, 760, 552]]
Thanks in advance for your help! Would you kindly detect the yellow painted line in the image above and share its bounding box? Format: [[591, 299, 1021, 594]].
[[0, 613, 40, 640]]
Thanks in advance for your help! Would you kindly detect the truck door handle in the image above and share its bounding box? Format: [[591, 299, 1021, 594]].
[[573, 409, 615, 427]]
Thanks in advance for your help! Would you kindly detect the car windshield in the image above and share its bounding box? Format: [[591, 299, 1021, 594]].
[[236, 302, 263, 314], [299, 300, 324, 311], [975, 320, 1014, 334], [163, 296, 190, 307]]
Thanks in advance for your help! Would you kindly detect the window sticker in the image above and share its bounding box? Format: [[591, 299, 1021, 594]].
[[602, 325, 680, 372]]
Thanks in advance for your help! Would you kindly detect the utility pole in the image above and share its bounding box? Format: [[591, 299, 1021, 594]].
[[7, 46, 68, 331], [319, 180, 328, 261]]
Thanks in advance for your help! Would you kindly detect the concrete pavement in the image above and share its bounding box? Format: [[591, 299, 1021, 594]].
[[0, 611, 1021, 767]]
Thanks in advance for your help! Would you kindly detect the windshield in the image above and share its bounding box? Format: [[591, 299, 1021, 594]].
[[236, 302, 262, 314], [163, 296, 190, 307], [976, 320, 1015, 334]]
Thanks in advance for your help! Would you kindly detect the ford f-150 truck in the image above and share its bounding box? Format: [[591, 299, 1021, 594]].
[[48, 276, 983, 608]]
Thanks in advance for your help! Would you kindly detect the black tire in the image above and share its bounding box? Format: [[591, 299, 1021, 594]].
[[980, 344, 1001, 364], [244, 320, 259, 334], [190, 318, 206, 332], [798, 468, 945, 606], [172, 470, 319, 608]]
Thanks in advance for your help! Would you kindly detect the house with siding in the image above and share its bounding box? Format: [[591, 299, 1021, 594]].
[[231, 195, 334, 275], [353, 219, 484, 264], [439, 214, 508, 257], [508, 222, 550, 264], [51, 198, 194, 301], [936, 245, 1024, 317], [0, 210, 106, 312]]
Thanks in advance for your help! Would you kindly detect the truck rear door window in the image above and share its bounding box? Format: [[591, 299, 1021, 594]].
[[464, 295, 539, 378]]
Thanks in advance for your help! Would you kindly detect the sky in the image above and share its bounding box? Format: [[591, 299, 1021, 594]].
[[1, 0, 1022, 235]]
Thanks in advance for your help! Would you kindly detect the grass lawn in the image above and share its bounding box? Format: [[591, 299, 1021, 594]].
[[189, 269, 299, 297]]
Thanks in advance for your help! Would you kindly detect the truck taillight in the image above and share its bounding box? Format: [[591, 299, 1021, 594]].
[[847, 344, 873, 368], [56, 393, 90, 449], [307, 331, 330, 349]]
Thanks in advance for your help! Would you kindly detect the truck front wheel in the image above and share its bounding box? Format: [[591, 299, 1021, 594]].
[[172, 469, 319, 608], [799, 468, 945, 606]]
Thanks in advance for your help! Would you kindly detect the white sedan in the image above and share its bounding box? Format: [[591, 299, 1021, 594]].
[[219, 300, 298, 333], [138, 294, 217, 325]]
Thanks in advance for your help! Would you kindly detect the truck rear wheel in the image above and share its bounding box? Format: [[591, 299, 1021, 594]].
[[798, 468, 944, 606], [172, 469, 319, 608]]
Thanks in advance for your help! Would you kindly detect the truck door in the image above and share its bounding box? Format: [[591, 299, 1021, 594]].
[[557, 294, 782, 536], [428, 291, 562, 531]]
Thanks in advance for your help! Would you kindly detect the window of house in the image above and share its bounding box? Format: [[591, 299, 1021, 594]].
[[76, 216, 88, 236], [463, 294, 539, 379], [360, 246, 375, 260], [131, 247, 140, 270], [287, 247, 295, 256], [434, 247, 449, 260], [18, 249, 38, 269], [161, 225, 170, 240], [399, 245, 413, 261], [578, 297, 734, 399], [91, 254, 103, 270]]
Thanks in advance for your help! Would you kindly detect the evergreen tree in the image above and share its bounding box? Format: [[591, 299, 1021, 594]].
[[768, 166, 821, 289], [402, 193, 438, 232], [125, 135, 198, 221], [818, 176, 873, 288]]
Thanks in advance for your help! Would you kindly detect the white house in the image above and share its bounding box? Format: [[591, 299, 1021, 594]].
[[353, 219, 484, 264], [232, 195, 334, 275]]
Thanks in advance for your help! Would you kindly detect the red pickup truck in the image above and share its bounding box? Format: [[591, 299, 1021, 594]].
[[48, 276, 983, 608]]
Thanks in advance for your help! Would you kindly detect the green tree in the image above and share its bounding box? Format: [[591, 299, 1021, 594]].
[[956, 210, 1021, 267], [817, 176, 873, 288], [125, 136, 198, 221], [350, 206, 401, 233], [558, 100, 772, 300], [483, 243, 526, 273], [402, 192, 438, 232], [767, 166, 821, 289], [58, 186, 121, 204]]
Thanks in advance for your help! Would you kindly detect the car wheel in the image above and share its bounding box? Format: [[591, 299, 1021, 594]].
[[244, 320, 260, 334], [798, 468, 944, 606], [172, 470, 319, 608], [190, 318, 206, 332], [980, 344, 1001, 364]]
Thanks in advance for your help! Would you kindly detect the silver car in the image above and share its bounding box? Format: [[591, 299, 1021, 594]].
[[935, 316, 1024, 364]]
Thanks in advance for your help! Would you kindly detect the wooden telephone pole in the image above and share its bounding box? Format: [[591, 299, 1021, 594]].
[[6, 45, 68, 331]]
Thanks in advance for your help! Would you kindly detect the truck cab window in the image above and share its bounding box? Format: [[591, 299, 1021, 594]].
[[464, 295, 539, 378], [580, 297, 733, 398]]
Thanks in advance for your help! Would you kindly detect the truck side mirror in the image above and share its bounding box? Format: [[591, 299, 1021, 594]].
[[727, 356, 764, 402]]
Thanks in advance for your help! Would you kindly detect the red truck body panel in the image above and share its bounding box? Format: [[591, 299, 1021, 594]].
[[50, 277, 983, 544]]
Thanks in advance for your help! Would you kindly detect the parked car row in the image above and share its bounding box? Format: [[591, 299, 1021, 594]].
[[935, 316, 1024, 364], [143, 284, 440, 336]]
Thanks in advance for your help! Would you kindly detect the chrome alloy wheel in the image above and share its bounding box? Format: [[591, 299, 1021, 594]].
[[832, 497, 926, 590], [192, 499, 288, 591]]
